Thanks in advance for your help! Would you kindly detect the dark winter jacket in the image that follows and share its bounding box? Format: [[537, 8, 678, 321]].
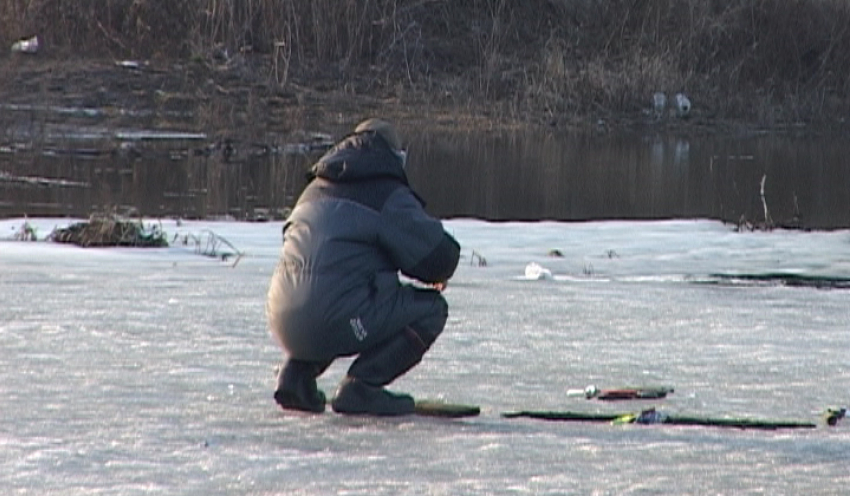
[[268, 130, 460, 331]]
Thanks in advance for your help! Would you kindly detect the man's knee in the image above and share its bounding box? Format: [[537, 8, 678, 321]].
[[408, 293, 448, 348]]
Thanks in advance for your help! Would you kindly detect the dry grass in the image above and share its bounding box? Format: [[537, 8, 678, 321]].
[[2, 0, 849, 128], [48, 212, 168, 248]]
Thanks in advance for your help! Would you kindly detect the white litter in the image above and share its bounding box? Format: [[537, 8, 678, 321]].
[[524, 262, 553, 280], [11, 35, 39, 54]]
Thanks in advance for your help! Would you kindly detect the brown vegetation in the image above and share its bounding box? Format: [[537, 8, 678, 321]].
[[48, 213, 168, 247], [2, 0, 849, 132]]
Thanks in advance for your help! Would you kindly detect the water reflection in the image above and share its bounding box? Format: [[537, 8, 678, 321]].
[[2, 128, 849, 229], [408, 129, 849, 229], [0, 141, 314, 221]]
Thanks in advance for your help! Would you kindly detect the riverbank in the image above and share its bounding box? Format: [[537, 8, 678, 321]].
[[2, 53, 846, 152], [0, 54, 513, 142], [3, 0, 849, 141]]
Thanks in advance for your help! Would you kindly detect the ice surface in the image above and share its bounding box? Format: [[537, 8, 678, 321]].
[[2, 218, 849, 495]]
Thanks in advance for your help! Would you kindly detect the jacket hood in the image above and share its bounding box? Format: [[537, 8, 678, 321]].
[[309, 132, 407, 184]]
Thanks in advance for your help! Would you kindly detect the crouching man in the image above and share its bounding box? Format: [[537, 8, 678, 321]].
[[266, 118, 460, 415]]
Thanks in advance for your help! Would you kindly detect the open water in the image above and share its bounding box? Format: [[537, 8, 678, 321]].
[[2, 123, 850, 229]]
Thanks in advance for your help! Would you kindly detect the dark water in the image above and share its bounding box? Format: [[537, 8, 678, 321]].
[[2, 127, 849, 229], [409, 129, 850, 229]]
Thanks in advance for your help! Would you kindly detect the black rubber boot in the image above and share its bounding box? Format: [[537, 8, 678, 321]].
[[330, 376, 415, 416], [274, 359, 330, 413], [331, 328, 433, 416]]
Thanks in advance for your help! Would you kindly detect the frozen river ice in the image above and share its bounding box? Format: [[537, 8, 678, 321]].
[[2, 218, 849, 495]]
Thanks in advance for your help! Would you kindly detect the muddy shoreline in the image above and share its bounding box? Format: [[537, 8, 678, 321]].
[[2, 55, 844, 146]]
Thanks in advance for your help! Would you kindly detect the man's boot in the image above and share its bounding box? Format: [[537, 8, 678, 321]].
[[330, 376, 415, 416], [274, 359, 330, 413], [331, 328, 432, 416]]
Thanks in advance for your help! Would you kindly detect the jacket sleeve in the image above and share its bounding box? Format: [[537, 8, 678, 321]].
[[378, 188, 460, 283]]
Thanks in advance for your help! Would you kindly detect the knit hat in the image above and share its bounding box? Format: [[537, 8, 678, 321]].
[[354, 118, 402, 151]]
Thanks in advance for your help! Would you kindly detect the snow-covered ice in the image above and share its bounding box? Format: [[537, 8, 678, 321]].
[[2, 217, 849, 495]]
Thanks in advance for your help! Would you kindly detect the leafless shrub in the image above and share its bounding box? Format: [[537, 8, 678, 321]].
[[12, 220, 37, 241], [470, 249, 487, 267], [173, 229, 244, 267]]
